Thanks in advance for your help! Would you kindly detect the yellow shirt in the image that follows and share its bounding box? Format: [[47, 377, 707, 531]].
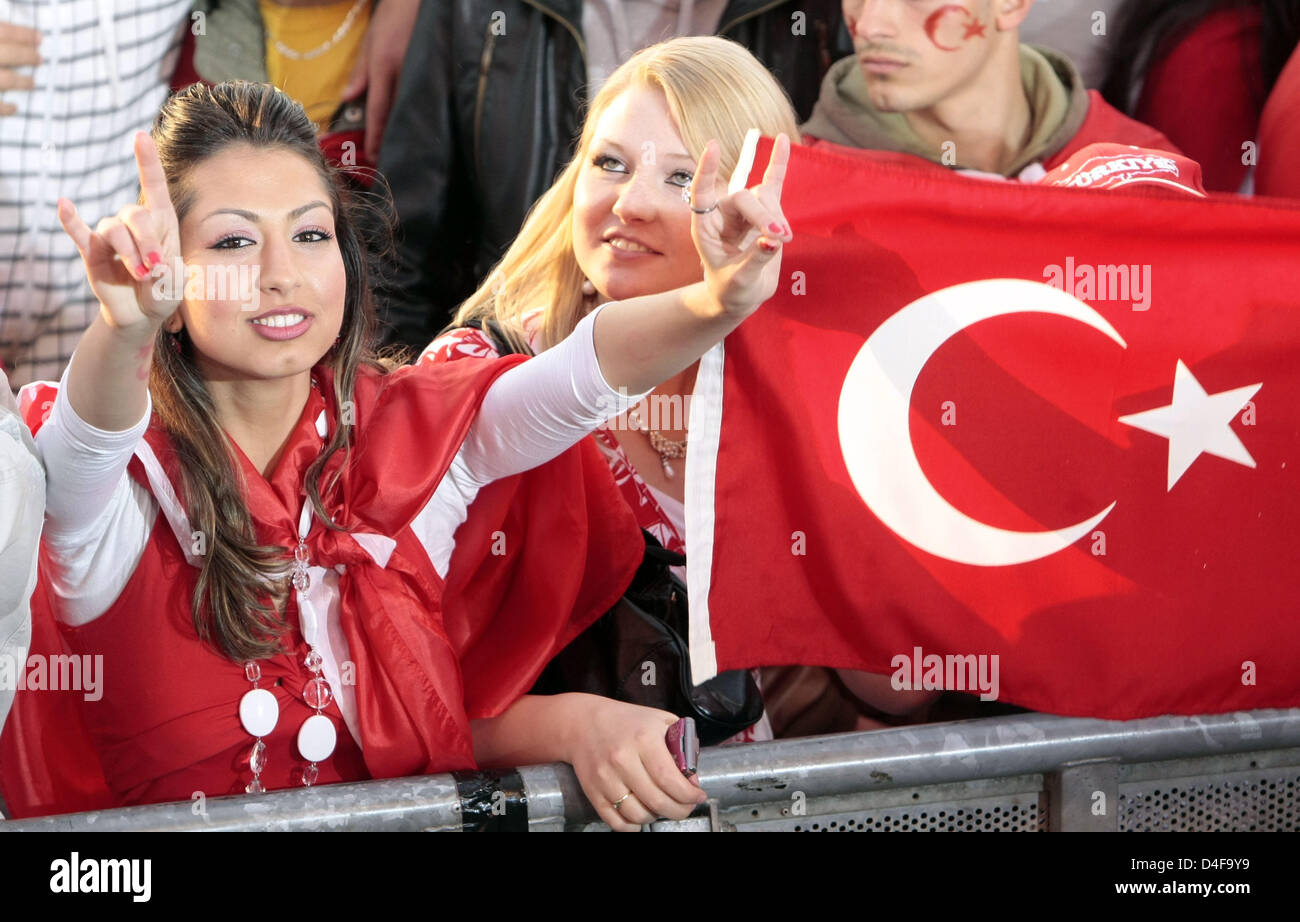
[[260, 0, 372, 132]]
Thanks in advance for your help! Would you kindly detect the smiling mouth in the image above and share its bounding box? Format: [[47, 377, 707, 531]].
[[250, 313, 308, 328], [605, 238, 658, 254]]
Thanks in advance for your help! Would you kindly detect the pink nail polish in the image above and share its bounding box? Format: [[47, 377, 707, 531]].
[[767, 222, 783, 234], [135, 263, 149, 277], [759, 239, 779, 252], [148, 251, 162, 267]]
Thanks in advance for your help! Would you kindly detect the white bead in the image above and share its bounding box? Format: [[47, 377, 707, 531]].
[[239, 687, 279, 738], [297, 713, 337, 763]]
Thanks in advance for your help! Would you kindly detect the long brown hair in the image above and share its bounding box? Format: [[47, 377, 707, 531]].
[[149, 82, 388, 661]]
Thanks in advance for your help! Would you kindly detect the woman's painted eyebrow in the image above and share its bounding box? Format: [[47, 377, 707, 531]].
[[201, 200, 331, 222]]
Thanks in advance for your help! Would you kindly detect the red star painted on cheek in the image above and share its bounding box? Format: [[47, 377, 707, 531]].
[[963, 19, 987, 40]]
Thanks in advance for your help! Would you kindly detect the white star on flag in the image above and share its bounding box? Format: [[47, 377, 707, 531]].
[[1118, 360, 1261, 491]]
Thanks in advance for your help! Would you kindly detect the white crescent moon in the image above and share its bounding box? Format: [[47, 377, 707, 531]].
[[837, 278, 1125, 567]]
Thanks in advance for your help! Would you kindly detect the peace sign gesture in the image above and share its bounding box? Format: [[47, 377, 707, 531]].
[[688, 131, 792, 319], [57, 131, 183, 331]]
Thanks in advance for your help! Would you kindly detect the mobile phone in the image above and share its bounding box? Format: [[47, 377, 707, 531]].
[[665, 717, 700, 777]]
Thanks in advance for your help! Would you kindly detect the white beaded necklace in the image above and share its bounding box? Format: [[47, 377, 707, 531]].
[[239, 509, 338, 792], [238, 382, 337, 792]]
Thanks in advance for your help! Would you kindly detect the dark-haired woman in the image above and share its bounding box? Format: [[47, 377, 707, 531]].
[[9, 81, 791, 831], [1101, 0, 1300, 193]]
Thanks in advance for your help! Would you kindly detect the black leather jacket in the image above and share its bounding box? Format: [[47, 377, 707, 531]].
[[376, 0, 851, 352]]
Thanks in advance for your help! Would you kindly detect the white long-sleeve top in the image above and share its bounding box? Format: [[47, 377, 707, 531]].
[[32, 307, 644, 743], [0, 383, 43, 744]]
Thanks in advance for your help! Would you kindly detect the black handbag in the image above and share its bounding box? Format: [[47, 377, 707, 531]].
[[533, 532, 765, 746]]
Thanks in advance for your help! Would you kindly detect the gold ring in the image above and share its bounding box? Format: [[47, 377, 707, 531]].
[[612, 791, 632, 811]]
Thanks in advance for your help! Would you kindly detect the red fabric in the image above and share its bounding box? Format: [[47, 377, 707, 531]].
[[442, 439, 644, 718], [1043, 91, 1183, 171], [0, 360, 642, 817], [697, 139, 1300, 720], [1041, 143, 1206, 198], [0, 576, 115, 816], [1256, 44, 1300, 198], [1135, 8, 1264, 193]]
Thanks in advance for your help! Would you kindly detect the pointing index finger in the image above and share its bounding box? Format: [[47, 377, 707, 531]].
[[134, 131, 174, 223]]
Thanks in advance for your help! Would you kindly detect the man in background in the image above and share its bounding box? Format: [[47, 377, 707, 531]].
[[803, 0, 1177, 179]]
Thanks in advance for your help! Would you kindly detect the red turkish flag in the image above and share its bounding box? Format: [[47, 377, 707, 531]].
[[686, 140, 1300, 719]]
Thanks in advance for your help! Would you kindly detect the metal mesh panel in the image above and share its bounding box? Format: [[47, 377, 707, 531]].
[[1119, 767, 1300, 832], [781, 800, 1045, 832], [728, 776, 1048, 831]]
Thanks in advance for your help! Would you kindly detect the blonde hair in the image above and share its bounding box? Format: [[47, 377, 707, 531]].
[[453, 36, 801, 352]]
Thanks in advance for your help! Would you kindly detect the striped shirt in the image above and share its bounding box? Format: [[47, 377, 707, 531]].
[[0, 0, 191, 387]]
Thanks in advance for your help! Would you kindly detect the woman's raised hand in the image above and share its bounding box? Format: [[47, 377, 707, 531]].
[[688, 132, 792, 319], [56, 131, 182, 331]]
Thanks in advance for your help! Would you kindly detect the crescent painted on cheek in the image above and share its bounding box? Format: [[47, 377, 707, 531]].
[[924, 4, 985, 51]]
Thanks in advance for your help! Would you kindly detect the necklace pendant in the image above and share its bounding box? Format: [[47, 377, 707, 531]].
[[291, 539, 311, 592], [662, 458, 675, 478], [249, 739, 268, 775], [239, 687, 279, 738], [298, 713, 337, 763], [303, 676, 333, 710]]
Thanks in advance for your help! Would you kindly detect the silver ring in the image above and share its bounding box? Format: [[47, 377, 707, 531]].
[[684, 187, 718, 214], [612, 791, 632, 811]]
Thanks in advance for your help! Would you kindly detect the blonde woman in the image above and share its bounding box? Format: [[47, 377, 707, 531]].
[[427, 36, 939, 739], [432, 37, 795, 561]]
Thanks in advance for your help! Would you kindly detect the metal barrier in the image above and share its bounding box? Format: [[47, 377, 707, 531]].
[[5, 709, 1299, 831]]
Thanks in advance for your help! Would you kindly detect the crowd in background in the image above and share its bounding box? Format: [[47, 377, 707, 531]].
[[1, 0, 1297, 386]]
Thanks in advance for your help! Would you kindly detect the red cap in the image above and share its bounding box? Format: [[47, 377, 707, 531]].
[[1042, 144, 1207, 198]]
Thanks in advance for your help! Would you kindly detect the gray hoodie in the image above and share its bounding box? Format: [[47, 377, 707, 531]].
[[801, 45, 1092, 178]]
